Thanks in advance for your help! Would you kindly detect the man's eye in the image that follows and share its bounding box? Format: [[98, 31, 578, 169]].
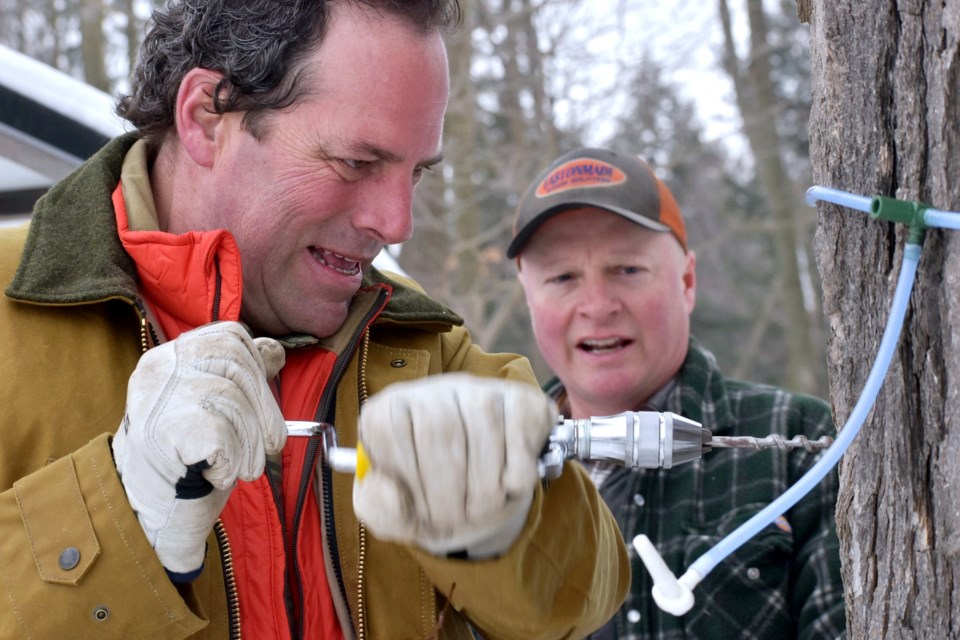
[[343, 159, 374, 170], [619, 265, 646, 275], [413, 163, 438, 184], [547, 273, 574, 285]]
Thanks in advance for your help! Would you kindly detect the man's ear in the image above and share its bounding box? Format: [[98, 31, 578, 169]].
[[175, 68, 225, 168], [682, 250, 697, 314]]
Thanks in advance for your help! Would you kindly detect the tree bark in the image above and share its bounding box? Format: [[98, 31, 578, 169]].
[[807, 1, 960, 637]]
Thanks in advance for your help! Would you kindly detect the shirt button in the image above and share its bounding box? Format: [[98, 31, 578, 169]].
[[58, 547, 81, 571], [747, 567, 760, 580], [627, 609, 641, 624], [633, 494, 645, 507]]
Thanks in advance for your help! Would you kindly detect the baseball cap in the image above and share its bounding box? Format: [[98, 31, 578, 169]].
[[506, 147, 687, 258]]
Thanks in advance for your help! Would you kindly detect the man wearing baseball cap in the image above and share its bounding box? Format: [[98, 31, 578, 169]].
[[511, 147, 846, 638]]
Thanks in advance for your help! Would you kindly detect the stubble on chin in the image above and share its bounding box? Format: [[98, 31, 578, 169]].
[[294, 302, 353, 339]]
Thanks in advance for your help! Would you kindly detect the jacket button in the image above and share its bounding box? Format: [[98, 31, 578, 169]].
[[93, 605, 110, 621], [390, 359, 407, 368], [58, 547, 81, 571]]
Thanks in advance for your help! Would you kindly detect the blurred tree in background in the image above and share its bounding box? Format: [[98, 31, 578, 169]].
[[0, 0, 828, 397]]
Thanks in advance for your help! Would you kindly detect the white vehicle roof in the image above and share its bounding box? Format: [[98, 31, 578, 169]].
[[0, 44, 125, 218]]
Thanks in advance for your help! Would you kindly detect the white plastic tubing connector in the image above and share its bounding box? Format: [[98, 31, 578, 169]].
[[633, 534, 700, 615]]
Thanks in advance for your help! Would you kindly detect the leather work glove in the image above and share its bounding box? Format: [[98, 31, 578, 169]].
[[353, 373, 558, 559], [112, 321, 287, 580]]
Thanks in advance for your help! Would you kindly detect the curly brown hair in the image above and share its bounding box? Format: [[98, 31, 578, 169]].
[[116, 0, 460, 141]]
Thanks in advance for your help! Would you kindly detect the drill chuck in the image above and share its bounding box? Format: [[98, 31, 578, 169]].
[[539, 411, 711, 480]]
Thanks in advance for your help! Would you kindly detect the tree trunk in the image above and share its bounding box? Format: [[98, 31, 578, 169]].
[[120, 0, 143, 80], [79, 0, 110, 91], [806, 1, 960, 637]]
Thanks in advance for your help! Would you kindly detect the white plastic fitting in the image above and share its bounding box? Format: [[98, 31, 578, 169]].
[[633, 534, 701, 616]]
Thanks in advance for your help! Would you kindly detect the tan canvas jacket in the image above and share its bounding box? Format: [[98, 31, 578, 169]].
[[0, 136, 629, 640]]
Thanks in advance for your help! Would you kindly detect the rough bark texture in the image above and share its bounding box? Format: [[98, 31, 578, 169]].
[[807, 1, 960, 637]]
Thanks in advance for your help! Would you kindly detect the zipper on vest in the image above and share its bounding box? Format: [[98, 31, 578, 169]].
[[290, 438, 322, 640], [266, 456, 298, 633], [320, 288, 389, 640], [262, 375, 298, 633], [214, 519, 242, 640], [291, 286, 391, 640], [212, 256, 222, 321]]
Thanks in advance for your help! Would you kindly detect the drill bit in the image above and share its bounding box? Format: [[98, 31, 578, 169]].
[[709, 433, 834, 453]]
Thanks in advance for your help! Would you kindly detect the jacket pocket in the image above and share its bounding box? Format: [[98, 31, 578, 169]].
[[680, 503, 795, 635], [363, 342, 429, 395], [14, 455, 101, 585]]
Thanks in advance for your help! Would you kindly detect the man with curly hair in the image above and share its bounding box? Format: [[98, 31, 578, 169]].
[[0, 3, 628, 638]]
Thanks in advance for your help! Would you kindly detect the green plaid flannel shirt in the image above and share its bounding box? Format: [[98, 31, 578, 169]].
[[547, 338, 846, 640]]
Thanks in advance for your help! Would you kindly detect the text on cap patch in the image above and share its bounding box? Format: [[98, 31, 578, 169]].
[[535, 159, 626, 198]]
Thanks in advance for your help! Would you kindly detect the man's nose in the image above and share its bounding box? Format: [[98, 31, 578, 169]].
[[352, 175, 415, 244], [577, 280, 623, 318]]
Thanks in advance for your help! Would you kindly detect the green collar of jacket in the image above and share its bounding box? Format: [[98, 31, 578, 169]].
[[6, 133, 463, 332]]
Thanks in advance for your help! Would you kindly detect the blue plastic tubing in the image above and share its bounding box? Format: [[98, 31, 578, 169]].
[[687, 191, 922, 580], [804, 185, 873, 213], [806, 185, 960, 229], [925, 209, 960, 230]]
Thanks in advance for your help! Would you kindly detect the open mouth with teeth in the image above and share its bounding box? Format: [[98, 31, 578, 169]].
[[310, 247, 361, 276], [579, 337, 632, 354]]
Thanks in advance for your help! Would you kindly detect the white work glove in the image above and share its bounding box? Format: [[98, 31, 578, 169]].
[[353, 374, 557, 559], [112, 321, 287, 579]]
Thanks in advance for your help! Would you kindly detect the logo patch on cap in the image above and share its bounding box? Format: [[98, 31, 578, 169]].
[[535, 159, 626, 198]]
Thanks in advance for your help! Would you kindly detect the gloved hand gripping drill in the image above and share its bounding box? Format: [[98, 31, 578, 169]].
[[112, 322, 288, 580], [349, 374, 558, 559]]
